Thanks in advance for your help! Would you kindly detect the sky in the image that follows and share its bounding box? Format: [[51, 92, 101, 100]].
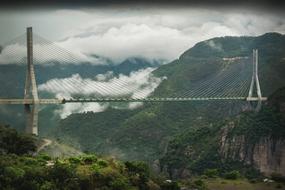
[[1, 2, 285, 117], [0, 6, 285, 63]]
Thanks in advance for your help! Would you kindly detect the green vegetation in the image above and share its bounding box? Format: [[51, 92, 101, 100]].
[[52, 33, 285, 164], [0, 125, 182, 190], [160, 87, 285, 181], [224, 170, 241, 180], [0, 57, 161, 134], [204, 169, 219, 178], [0, 125, 36, 155], [228, 107, 285, 144], [159, 123, 261, 179], [1, 153, 168, 190], [49, 33, 285, 188], [2, 33, 285, 189]]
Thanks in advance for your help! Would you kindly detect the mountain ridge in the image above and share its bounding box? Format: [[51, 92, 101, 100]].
[[53, 32, 285, 167]]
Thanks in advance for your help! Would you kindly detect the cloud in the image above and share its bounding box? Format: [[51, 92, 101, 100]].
[[58, 23, 190, 62], [38, 68, 165, 118], [54, 102, 107, 119], [205, 40, 223, 51], [53, 9, 285, 62], [128, 102, 143, 110], [0, 42, 101, 65], [1, 8, 284, 64], [38, 67, 164, 98], [0, 43, 26, 64]]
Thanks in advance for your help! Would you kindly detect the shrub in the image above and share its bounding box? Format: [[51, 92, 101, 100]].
[[0, 125, 37, 155], [97, 159, 108, 168], [204, 168, 219, 178], [244, 167, 261, 179], [69, 157, 82, 164], [81, 155, 98, 165], [147, 180, 161, 190], [224, 170, 240, 180], [48, 162, 74, 183], [110, 177, 129, 190], [91, 163, 102, 172], [40, 181, 56, 190], [125, 161, 151, 189], [38, 154, 51, 161], [194, 179, 205, 186], [125, 161, 150, 178], [271, 173, 285, 183], [185, 179, 206, 190], [4, 166, 25, 180], [160, 181, 180, 190]]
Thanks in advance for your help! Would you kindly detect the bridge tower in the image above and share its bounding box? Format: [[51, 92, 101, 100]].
[[24, 27, 39, 135], [247, 49, 262, 111]]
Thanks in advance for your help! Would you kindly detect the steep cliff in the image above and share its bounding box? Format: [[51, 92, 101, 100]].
[[160, 88, 285, 179], [220, 88, 285, 176], [220, 128, 285, 176]]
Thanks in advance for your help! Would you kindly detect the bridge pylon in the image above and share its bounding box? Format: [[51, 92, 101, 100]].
[[24, 27, 39, 135], [246, 49, 263, 111]]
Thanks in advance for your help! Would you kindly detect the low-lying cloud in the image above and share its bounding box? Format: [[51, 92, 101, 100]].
[[38, 68, 165, 118], [54, 102, 107, 119], [38, 67, 164, 98]]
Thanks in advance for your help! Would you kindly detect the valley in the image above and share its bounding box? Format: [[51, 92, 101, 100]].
[[1, 32, 285, 189]]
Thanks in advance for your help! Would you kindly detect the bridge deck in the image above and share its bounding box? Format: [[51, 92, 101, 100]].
[[0, 99, 63, 105], [0, 97, 267, 105]]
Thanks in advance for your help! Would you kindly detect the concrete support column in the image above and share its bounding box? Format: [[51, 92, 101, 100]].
[[247, 49, 262, 111], [24, 27, 39, 135]]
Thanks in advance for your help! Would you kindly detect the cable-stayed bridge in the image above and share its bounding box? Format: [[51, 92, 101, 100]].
[[0, 28, 267, 135]]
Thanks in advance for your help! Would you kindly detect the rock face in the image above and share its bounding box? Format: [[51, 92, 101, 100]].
[[252, 138, 285, 176], [220, 87, 285, 176], [220, 129, 285, 176]]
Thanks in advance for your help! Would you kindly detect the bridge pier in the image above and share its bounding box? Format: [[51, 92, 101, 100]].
[[24, 27, 39, 135], [25, 104, 38, 135], [247, 49, 263, 111]]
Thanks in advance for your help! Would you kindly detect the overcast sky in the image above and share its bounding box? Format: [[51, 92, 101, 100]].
[[1, 3, 284, 116], [0, 6, 285, 62]]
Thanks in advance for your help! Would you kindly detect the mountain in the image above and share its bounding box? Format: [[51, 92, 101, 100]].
[[153, 32, 285, 97], [53, 32, 285, 175], [0, 57, 161, 133], [114, 57, 162, 74], [0, 57, 161, 98], [2, 32, 285, 182], [160, 87, 285, 179]]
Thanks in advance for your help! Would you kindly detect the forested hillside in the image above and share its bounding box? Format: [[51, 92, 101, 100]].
[[0, 125, 180, 190], [54, 33, 285, 165], [1, 33, 285, 189], [161, 87, 285, 179]]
